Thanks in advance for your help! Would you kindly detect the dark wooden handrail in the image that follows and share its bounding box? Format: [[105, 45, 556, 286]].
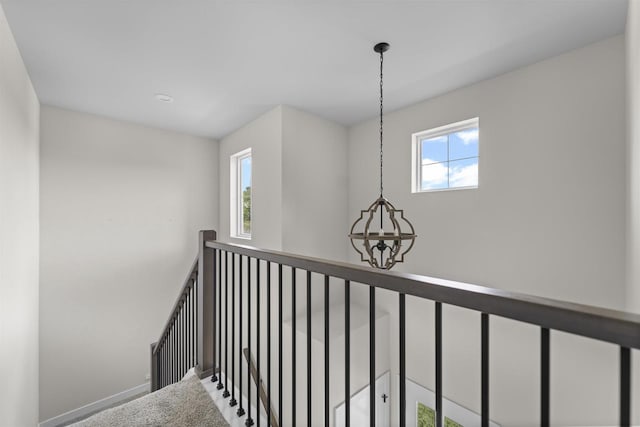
[[152, 256, 198, 355], [207, 240, 640, 349]]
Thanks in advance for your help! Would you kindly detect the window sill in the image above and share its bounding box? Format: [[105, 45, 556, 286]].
[[412, 185, 478, 194], [231, 235, 252, 241]]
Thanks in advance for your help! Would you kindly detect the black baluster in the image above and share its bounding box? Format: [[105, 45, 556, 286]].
[[541, 328, 550, 427], [257, 260, 262, 427], [185, 297, 187, 375], [246, 258, 253, 426], [189, 285, 192, 369], [212, 249, 220, 382], [185, 290, 191, 370], [435, 302, 442, 427], [307, 271, 312, 427], [237, 254, 244, 411], [184, 295, 188, 374], [182, 299, 185, 377], [231, 254, 238, 407], [216, 250, 223, 386], [173, 313, 178, 383], [179, 301, 183, 378], [481, 313, 489, 427], [192, 282, 195, 368], [621, 347, 631, 427], [178, 310, 181, 380], [186, 297, 189, 374], [223, 251, 230, 395], [176, 315, 178, 383], [180, 302, 183, 378], [345, 280, 351, 427], [267, 262, 272, 427], [370, 286, 376, 427], [175, 314, 178, 383], [324, 275, 330, 427], [292, 267, 297, 427], [183, 298, 187, 375], [195, 276, 199, 368], [186, 290, 190, 371], [176, 312, 179, 382], [175, 308, 180, 382], [399, 294, 406, 427], [278, 264, 283, 427]]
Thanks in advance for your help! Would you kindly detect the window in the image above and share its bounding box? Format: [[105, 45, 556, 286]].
[[411, 118, 479, 192], [231, 148, 252, 238]]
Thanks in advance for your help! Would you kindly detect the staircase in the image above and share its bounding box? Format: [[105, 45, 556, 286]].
[[148, 230, 640, 427]]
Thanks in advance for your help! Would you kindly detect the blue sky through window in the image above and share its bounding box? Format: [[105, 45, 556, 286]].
[[420, 127, 478, 190], [239, 154, 251, 236], [422, 136, 447, 164], [241, 156, 251, 192]]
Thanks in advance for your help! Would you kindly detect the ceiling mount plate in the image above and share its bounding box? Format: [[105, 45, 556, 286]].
[[373, 42, 390, 53]]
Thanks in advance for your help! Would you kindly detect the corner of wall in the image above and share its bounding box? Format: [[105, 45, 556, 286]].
[[280, 105, 349, 261], [0, 2, 41, 425]]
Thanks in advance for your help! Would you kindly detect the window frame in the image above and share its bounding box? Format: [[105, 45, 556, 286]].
[[411, 117, 479, 193], [230, 148, 252, 239]]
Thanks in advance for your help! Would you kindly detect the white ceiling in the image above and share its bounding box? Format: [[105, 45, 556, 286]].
[[1, 0, 628, 139]]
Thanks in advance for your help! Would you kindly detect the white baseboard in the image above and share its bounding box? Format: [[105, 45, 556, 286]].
[[39, 382, 149, 427]]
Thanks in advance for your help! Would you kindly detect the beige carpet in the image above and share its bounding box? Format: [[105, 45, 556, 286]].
[[70, 375, 229, 427]]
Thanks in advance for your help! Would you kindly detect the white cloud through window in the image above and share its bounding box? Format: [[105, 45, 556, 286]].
[[456, 129, 479, 145], [422, 159, 478, 189]]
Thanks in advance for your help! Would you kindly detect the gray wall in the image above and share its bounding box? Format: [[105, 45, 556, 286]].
[[216, 105, 349, 426], [626, 2, 640, 424], [347, 36, 629, 425], [627, 0, 640, 314], [39, 106, 219, 421], [217, 104, 349, 260], [217, 106, 283, 250], [281, 105, 348, 261], [0, 3, 40, 426]]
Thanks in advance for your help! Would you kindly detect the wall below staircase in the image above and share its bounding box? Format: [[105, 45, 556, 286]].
[[0, 2, 40, 426], [38, 106, 219, 422]]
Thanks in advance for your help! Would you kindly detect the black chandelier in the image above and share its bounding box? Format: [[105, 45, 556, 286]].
[[349, 42, 417, 270]]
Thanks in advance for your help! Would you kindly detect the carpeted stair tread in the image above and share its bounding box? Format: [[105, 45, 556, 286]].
[[70, 374, 229, 427]]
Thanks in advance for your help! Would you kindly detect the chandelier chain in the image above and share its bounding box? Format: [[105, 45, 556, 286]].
[[379, 50, 384, 197], [348, 42, 416, 270]]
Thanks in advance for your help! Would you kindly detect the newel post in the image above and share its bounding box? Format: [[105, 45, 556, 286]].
[[197, 230, 216, 378], [150, 342, 158, 391]]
